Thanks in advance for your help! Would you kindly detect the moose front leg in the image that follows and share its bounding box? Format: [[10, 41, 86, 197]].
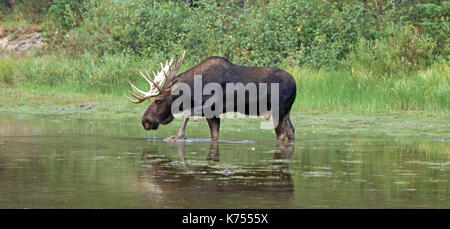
[[176, 113, 190, 139], [164, 112, 191, 142], [206, 117, 220, 141]]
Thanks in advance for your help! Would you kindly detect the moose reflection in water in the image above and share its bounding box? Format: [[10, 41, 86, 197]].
[[134, 142, 295, 208]]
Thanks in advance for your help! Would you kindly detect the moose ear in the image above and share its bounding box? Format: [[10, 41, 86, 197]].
[[165, 78, 181, 93]]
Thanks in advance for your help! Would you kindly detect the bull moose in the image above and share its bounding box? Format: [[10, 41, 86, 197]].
[[125, 51, 296, 142]]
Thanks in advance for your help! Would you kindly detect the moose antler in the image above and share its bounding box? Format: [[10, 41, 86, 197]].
[[124, 51, 186, 103], [167, 50, 186, 83]]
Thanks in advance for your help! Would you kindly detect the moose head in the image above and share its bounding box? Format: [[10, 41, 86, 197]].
[[124, 51, 186, 131]]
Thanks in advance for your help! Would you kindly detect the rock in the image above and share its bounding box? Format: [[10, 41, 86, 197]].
[[218, 168, 235, 176], [0, 37, 7, 49], [0, 31, 44, 54], [80, 103, 95, 110]]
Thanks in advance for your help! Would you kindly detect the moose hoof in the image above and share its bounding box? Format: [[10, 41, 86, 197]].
[[164, 135, 186, 142]]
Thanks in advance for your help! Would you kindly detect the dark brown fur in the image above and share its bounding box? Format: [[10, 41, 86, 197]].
[[142, 57, 297, 141]]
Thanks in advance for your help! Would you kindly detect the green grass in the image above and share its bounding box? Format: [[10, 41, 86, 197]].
[[0, 52, 449, 115], [287, 62, 449, 113]]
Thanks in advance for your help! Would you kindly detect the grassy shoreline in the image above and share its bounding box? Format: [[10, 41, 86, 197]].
[[1, 85, 449, 141], [1, 83, 448, 119], [1, 53, 449, 115]]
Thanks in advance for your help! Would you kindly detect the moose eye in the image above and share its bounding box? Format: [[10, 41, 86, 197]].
[[155, 99, 163, 104]]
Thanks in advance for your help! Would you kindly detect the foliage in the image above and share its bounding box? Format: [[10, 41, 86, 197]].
[[347, 24, 437, 77], [2, 0, 448, 69], [46, 0, 88, 30], [49, 0, 447, 69], [0, 0, 449, 112], [0, 55, 15, 85], [0, 0, 52, 23], [384, 0, 449, 58]]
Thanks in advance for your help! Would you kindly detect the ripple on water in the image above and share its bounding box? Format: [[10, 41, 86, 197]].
[[145, 137, 255, 144], [92, 156, 111, 161], [301, 171, 334, 178], [406, 161, 449, 166]]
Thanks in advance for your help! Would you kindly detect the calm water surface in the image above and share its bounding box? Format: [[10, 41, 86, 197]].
[[0, 113, 448, 208]]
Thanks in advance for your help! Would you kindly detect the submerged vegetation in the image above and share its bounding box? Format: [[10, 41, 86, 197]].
[[0, 0, 449, 113]]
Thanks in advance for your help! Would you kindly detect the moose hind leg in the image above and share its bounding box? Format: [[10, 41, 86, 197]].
[[285, 112, 295, 141], [274, 116, 287, 142], [206, 117, 220, 141]]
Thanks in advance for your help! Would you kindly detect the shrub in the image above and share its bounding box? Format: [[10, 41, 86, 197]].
[[296, 1, 379, 68], [46, 0, 88, 30], [347, 24, 436, 78], [2, 0, 52, 23], [0, 55, 16, 85], [384, 0, 449, 58], [4, 0, 448, 70]]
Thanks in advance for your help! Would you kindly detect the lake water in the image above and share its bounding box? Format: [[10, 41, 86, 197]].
[[0, 112, 448, 208]]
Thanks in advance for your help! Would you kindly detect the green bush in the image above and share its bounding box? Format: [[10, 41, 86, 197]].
[[0, 56, 15, 85], [46, 0, 88, 30], [55, 0, 445, 69], [1, 0, 52, 23], [295, 1, 379, 68], [3, 0, 448, 70], [347, 24, 436, 77], [385, 0, 449, 58]]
